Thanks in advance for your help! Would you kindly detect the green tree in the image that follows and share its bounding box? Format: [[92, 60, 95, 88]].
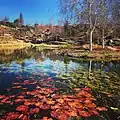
[[3, 16, 9, 22], [14, 19, 19, 27], [19, 13, 24, 25]]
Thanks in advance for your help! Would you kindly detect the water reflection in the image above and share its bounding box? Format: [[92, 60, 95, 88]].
[[0, 48, 80, 91], [0, 47, 120, 89], [88, 60, 92, 78]]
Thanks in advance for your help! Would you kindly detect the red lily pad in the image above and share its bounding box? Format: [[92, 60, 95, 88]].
[[16, 105, 28, 113], [90, 109, 99, 115], [85, 103, 96, 108], [84, 99, 92, 104], [96, 107, 107, 111], [65, 109, 78, 116], [5, 112, 20, 120], [15, 99, 24, 103], [56, 98, 64, 104], [30, 107, 40, 115], [42, 116, 53, 120], [51, 110, 69, 120], [18, 114, 29, 120], [78, 110, 91, 117], [82, 88, 91, 92], [24, 101, 33, 106], [17, 95, 24, 99], [68, 101, 77, 108], [45, 99, 55, 105], [0, 95, 5, 99], [35, 102, 43, 107], [51, 104, 60, 110], [40, 104, 50, 110], [12, 86, 22, 89], [1, 97, 9, 103], [9, 95, 15, 98]]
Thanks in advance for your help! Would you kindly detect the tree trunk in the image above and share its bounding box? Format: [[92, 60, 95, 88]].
[[89, 30, 93, 51], [102, 29, 105, 49]]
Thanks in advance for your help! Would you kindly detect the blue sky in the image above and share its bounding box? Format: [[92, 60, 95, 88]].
[[0, 0, 60, 25]]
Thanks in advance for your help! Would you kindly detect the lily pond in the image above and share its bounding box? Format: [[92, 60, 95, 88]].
[[0, 47, 120, 120]]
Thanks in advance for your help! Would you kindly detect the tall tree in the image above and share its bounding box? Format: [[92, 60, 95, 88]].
[[97, 0, 108, 48], [19, 13, 24, 25], [14, 19, 19, 27], [59, 0, 110, 51], [3, 16, 9, 22], [110, 0, 120, 38]]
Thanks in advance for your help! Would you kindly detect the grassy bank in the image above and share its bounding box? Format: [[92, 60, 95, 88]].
[[31, 43, 72, 49], [0, 36, 31, 50], [0, 42, 31, 50]]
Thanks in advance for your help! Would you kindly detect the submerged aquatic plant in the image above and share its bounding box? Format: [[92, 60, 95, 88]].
[[58, 69, 120, 96]]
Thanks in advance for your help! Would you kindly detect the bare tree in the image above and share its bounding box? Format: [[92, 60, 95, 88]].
[[59, 0, 112, 51], [110, 0, 120, 38], [97, 0, 108, 48], [88, 0, 96, 51]]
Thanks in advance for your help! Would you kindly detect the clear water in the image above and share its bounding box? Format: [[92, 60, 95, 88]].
[[0, 47, 120, 120], [0, 48, 120, 92]]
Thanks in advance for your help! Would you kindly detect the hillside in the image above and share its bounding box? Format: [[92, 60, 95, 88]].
[[0, 25, 32, 49]]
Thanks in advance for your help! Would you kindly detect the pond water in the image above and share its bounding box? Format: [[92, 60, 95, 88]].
[[0, 47, 120, 120]]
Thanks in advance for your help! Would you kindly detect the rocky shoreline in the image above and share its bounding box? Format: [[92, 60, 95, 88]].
[[34, 45, 120, 61]]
